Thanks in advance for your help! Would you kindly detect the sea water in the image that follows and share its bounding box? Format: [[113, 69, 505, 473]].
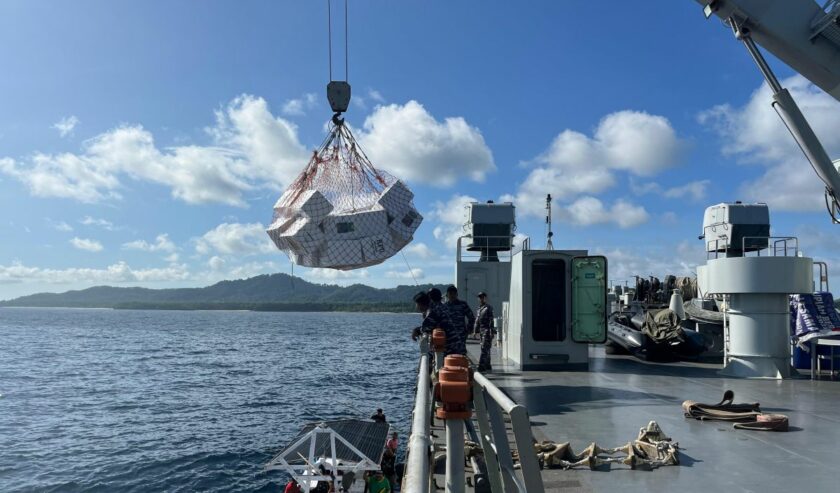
[[0, 308, 418, 492]]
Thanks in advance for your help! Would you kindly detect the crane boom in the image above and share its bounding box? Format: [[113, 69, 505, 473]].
[[697, 0, 840, 222]]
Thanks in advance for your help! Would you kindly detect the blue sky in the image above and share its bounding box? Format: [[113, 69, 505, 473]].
[[2, 0, 840, 300]]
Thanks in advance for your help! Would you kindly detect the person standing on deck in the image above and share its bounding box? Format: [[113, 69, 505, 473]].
[[444, 285, 475, 342], [371, 408, 387, 423], [386, 431, 398, 453], [410, 291, 465, 355], [427, 287, 443, 308], [475, 292, 496, 371], [366, 470, 391, 493]]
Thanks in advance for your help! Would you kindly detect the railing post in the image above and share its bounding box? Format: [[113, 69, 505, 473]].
[[435, 355, 472, 493], [509, 406, 545, 493], [403, 338, 432, 493], [445, 420, 466, 493], [472, 383, 503, 493], [486, 396, 519, 492]]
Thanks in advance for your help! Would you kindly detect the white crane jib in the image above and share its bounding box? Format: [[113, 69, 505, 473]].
[[697, 0, 840, 222]]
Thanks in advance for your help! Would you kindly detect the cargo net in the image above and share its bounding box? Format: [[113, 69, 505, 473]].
[[267, 122, 423, 270]]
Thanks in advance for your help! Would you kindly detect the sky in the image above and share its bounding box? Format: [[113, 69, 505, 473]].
[[2, 0, 840, 300]]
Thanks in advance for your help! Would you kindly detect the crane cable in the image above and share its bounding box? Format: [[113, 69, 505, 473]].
[[327, 0, 349, 82]]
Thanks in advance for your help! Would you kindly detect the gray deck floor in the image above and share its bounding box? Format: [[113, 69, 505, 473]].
[[463, 340, 840, 493]]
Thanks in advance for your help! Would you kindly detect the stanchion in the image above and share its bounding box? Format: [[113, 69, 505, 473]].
[[434, 354, 472, 493]]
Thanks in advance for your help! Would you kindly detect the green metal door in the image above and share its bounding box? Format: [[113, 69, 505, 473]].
[[571, 256, 607, 343]]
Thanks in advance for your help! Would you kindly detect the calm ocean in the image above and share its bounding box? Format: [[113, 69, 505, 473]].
[[0, 308, 418, 492]]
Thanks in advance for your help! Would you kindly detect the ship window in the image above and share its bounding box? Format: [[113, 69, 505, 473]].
[[532, 259, 566, 341]]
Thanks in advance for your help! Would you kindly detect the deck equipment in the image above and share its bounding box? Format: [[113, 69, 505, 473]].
[[698, 0, 840, 222], [265, 420, 389, 493]]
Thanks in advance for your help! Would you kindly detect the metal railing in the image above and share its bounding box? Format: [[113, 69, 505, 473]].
[[456, 235, 518, 263], [705, 235, 800, 259], [742, 236, 799, 257], [472, 372, 544, 493], [815, 261, 830, 292], [402, 338, 432, 493], [402, 340, 545, 493]]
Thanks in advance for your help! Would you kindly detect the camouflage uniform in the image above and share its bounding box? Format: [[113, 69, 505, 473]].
[[475, 303, 495, 370], [420, 303, 465, 356], [444, 299, 476, 342]]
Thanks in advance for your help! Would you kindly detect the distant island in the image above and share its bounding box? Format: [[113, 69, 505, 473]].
[[0, 273, 436, 312]]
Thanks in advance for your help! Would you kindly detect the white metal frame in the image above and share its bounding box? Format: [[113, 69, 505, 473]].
[[265, 423, 383, 493]]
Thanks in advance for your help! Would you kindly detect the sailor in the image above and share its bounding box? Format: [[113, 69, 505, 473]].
[[380, 448, 397, 489], [475, 292, 496, 371], [410, 291, 465, 355], [444, 285, 475, 342], [371, 408, 387, 423], [427, 287, 443, 307]]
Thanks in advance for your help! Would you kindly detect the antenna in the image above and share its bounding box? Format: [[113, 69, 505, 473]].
[[545, 194, 554, 250]]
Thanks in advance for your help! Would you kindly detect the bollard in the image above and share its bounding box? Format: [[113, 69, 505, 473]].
[[434, 355, 472, 493]]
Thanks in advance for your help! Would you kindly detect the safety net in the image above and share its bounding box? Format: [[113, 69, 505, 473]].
[[267, 121, 423, 270]]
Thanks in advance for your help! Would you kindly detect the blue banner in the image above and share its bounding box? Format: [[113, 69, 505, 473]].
[[790, 292, 840, 346]]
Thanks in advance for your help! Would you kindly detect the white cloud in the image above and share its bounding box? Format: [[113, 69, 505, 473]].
[[282, 93, 318, 116], [368, 89, 385, 103], [1, 95, 309, 206], [208, 256, 225, 271], [52, 116, 79, 137], [164, 253, 180, 263], [208, 95, 310, 193], [630, 179, 710, 202], [404, 242, 434, 259], [70, 237, 104, 252], [305, 268, 370, 281], [429, 194, 475, 248], [385, 268, 424, 280], [699, 75, 840, 211], [596, 241, 704, 283], [561, 196, 649, 228], [195, 222, 275, 256], [509, 110, 686, 217], [0, 261, 188, 284], [80, 216, 116, 230], [358, 101, 495, 187], [351, 89, 386, 111], [123, 234, 176, 253], [225, 260, 280, 280], [53, 221, 73, 232]]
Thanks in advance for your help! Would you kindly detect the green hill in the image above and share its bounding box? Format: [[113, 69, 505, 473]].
[[0, 273, 436, 312]]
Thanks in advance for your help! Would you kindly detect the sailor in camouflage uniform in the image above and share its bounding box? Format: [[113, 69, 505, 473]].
[[428, 287, 444, 309], [410, 291, 465, 356], [444, 285, 475, 342], [474, 291, 496, 371]]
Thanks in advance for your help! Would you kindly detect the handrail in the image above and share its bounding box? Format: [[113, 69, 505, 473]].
[[741, 236, 798, 257], [402, 337, 432, 493], [815, 261, 830, 292], [472, 372, 545, 493], [456, 235, 518, 263]]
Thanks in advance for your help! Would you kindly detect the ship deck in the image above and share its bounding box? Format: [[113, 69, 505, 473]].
[[459, 340, 840, 493]]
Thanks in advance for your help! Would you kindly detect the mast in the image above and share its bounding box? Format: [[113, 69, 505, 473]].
[[545, 194, 554, 250]]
